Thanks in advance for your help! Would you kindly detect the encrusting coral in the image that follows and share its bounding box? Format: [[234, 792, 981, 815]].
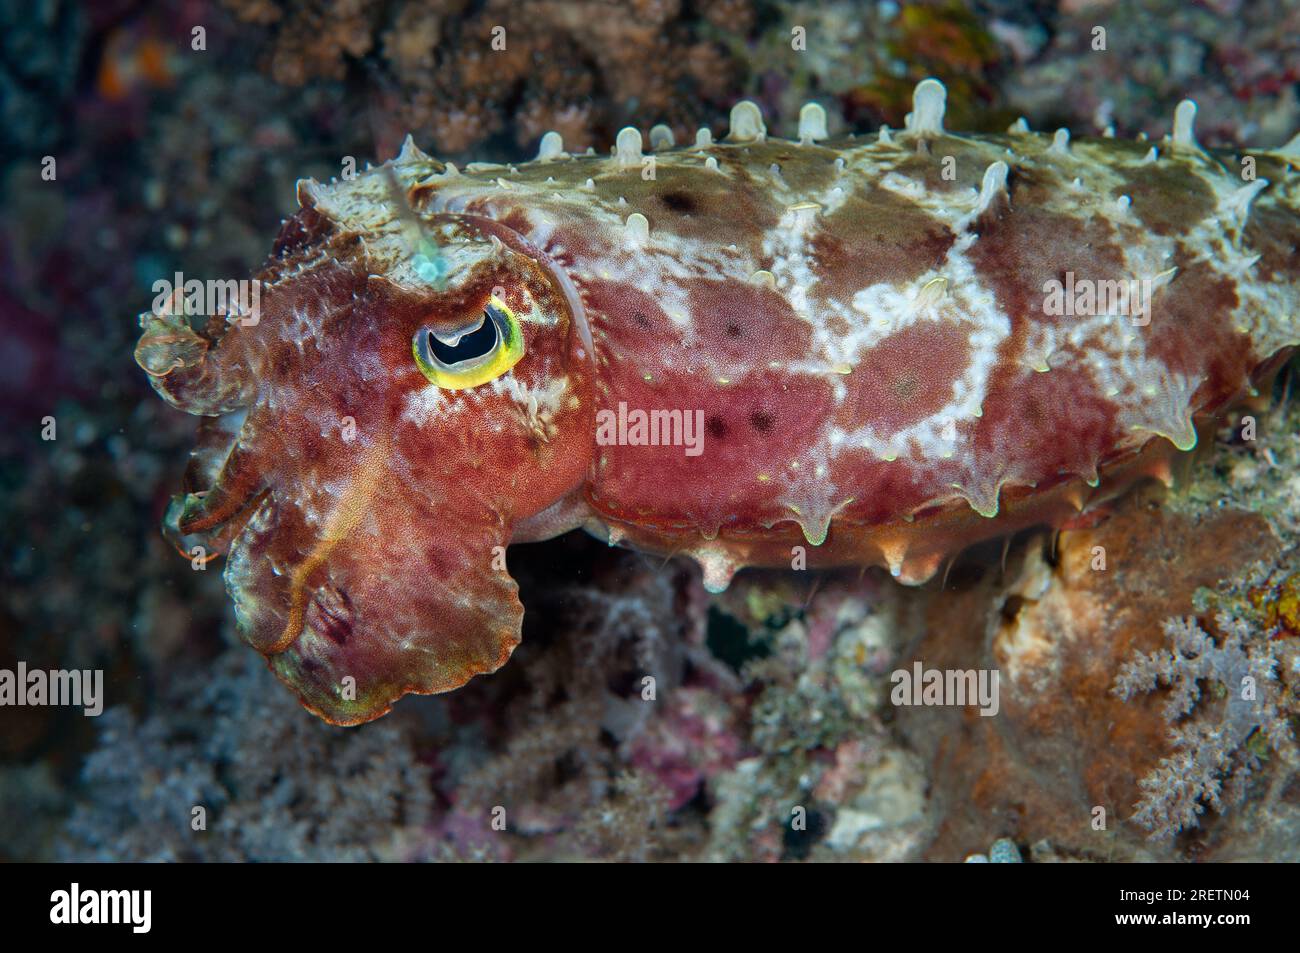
[[222, 0, 749, 155], [220, 0, 384, 86], [58, 653, 433, 862]]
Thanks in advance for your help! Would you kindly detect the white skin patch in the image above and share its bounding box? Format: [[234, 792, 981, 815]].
[[491, 373, 570, 442], [762, 207, 822, 319], [1118, 364, 1203, 451], [773, 440, 854, 545], [401, 383, 452, 426]]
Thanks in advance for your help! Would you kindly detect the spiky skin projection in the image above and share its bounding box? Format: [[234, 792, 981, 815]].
[[136, 81, 1300, 724]]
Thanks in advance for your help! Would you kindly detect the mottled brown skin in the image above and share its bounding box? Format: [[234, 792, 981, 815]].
[[137, 84, 1300, 724]]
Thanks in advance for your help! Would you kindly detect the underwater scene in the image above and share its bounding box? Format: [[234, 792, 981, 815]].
[[2, 0, 1299, 868]]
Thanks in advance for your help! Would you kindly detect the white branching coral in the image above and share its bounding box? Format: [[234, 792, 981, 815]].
[[1112, 612, 1297, 840]]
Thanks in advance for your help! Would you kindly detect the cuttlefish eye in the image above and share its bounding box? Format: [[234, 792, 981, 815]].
[[413, 296, 525, 389]]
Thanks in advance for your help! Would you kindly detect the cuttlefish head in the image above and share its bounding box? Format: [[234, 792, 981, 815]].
[[136, 206, 593, 724]]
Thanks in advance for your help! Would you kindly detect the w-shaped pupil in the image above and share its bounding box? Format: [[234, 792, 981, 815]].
[[429, 310, 499, 365]]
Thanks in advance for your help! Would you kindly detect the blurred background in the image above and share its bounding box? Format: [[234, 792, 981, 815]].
[[1, 0, 1298, 862]]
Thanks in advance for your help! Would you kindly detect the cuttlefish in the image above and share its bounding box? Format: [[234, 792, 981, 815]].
[[136, 80, 1300, 724]]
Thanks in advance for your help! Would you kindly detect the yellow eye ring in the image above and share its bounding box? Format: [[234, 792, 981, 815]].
[[413, 296, 525, 390]]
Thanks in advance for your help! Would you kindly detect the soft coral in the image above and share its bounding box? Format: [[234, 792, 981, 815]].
[[1113, 613, 1296, 839]]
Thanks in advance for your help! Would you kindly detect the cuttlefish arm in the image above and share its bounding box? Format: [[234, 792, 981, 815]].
[[225, 432, 525, 725], [162, 417, 268, 565], [135, 309, 256, 416]]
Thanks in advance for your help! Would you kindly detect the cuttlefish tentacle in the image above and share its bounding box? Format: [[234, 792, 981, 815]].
[[161, 427, 268, 565]]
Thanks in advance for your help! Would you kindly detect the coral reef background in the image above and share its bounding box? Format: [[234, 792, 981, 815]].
[[1, 0, 1298, 861]]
